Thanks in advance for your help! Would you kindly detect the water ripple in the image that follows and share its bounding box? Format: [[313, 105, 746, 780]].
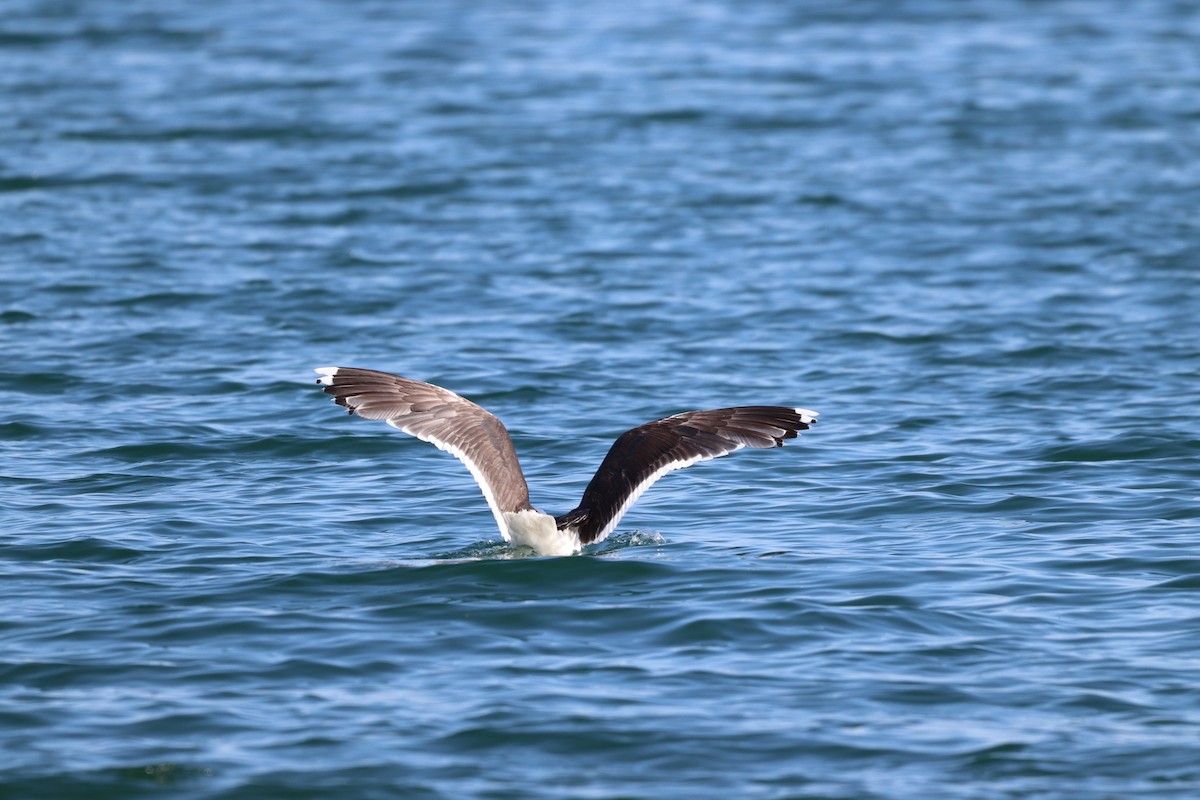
[[3, 0, 1200, 797]]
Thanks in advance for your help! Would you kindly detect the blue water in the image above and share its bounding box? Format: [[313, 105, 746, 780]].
[[3, 1, 1199, 797]]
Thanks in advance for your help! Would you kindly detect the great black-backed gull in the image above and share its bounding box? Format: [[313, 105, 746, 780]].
[[315, 367, 818, 556]]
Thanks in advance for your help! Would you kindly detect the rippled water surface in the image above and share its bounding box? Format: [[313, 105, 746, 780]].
[[3, 1, 1199, 797]]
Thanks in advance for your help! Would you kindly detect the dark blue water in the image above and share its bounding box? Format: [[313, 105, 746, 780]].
[[3, 1, 1199, 797]]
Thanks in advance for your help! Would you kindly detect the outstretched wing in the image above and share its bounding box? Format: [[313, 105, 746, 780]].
[[315, 367, 534, 539], [556, 406, 818, 545]]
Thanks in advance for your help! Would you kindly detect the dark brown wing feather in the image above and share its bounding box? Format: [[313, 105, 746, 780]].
[[315, 367, 534, 536], [556, 406, 817, 544]]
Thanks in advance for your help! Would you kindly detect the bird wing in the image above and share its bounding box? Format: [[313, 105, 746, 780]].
[[315, 367, 533, 539], [558, 406, 818, 545]]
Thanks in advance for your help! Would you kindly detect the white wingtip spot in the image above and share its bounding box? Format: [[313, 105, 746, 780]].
[[795, 408, 819, 424], [315, 366, 339, 385]]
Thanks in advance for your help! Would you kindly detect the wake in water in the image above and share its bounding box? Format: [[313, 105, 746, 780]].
[[435, 530, 669, 561]]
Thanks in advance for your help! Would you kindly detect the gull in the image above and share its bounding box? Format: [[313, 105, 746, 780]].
[[315, 367, 818, 556]]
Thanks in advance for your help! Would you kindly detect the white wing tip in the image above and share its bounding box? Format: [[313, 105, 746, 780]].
[[795, 408, 819, 424], [314, 366, 340, 385]]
